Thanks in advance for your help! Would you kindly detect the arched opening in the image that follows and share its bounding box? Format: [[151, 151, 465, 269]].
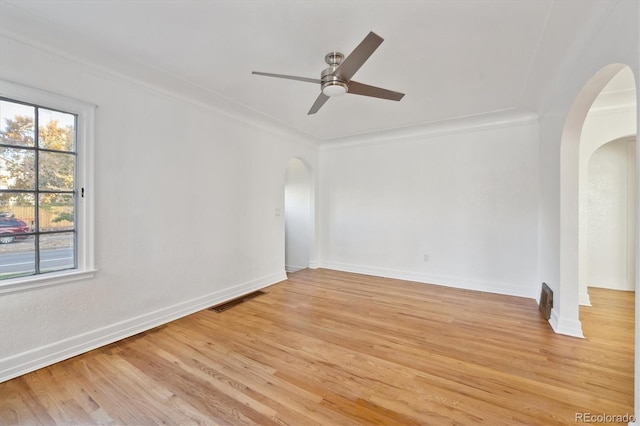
[[555, 63, 637, 339], [284, 158, 312, 273], [550, 64, 637, 337], [579, 67, 638, 306], [583, 137, 636, 295]]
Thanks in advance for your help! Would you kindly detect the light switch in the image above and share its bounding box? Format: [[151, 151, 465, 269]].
[[275, 208, 281, 216]]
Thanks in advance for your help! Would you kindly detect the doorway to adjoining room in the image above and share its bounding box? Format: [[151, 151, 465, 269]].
[[284, 158, 312, 273]]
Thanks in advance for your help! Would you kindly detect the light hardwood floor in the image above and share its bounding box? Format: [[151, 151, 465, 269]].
[[0, 269, 634, 425]]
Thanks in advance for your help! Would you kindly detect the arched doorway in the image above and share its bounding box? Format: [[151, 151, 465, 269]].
[[554, 63, 637, 338], [578, 67, 638, 306], [583, 137, 636, 295], [284, 158, 312, 273]]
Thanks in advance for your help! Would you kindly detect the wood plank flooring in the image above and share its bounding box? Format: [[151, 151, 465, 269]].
[[0, 269, 635, 425]]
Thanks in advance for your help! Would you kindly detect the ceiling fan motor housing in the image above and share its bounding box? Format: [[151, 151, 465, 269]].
[[321, 52, 348, 96]]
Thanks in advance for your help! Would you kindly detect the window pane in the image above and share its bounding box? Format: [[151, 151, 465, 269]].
[[0, 211, 33, 240], [39, 151, 75, 191], [0, 147, 36, 190], [40, 232, 75, 273], [0, 100, 35, 147], [39, 193, 74, 232], [38, 108, 75, 152], [0, 235, 35, 279], [0, 197, 35, 228]]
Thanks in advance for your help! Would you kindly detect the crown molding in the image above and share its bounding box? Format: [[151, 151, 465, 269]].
[[586, 103, 636, 117], [319, 109, 539, 150]]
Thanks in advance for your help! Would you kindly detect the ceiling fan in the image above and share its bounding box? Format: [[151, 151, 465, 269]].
[[252, 32, 405, 115]]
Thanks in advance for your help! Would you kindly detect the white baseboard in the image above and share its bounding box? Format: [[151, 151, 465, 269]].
[[321, 261, 536, 299], [308, 260, 319, 269], [549, 308, 585, 338], [285, 264, 307, 273], [0, 271, 287, 383], [579, 291, 592, 306]]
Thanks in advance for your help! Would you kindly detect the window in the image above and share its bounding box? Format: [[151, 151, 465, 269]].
[[0, 81, 95, 293]]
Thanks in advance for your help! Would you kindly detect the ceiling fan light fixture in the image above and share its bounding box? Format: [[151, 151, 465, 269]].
[[322, 81, 348, 97]]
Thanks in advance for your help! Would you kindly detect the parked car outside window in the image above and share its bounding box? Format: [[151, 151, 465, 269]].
[[0, 215, 30, 244]]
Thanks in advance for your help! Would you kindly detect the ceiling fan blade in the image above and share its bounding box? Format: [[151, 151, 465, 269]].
[[348, 81, 405, 101], [308, 93, 330, 115], [334, 32, 384, 81], [252, 71, 320, 84]]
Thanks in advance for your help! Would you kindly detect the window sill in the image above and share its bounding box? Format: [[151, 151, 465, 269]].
[[0, 269, 97, 295]]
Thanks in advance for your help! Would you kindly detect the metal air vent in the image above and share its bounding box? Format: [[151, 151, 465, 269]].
[[539, 283, 553, 320], [209, 290, 266, 313]]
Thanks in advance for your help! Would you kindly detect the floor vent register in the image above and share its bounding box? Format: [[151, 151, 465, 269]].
[[209, 290, 267, 313], [539, 283, 553, 320]]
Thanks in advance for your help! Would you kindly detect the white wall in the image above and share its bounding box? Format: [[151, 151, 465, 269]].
[[285, 158, 311, 272], [587, 138, 636, 291], [319, 119, 540, 298], [0, 35, 318, 381]]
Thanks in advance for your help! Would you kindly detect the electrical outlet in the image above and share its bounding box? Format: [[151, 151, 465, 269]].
[[423, 254, 429, 262]]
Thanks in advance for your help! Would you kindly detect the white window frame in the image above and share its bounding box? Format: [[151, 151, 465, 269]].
[[0, 80, 96, 294]]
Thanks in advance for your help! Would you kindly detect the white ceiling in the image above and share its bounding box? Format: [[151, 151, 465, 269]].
[[0, 1, 626, 141]]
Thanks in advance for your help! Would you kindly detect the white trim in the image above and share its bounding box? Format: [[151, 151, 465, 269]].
[[0, 80, 96, 294], [0, 80, 97, 112], [322, 261, 536, 300], [548, 308, 585, 338], [0, 269, 96, 295], [586, 103, 636, 117], [308, 260, 319, 269], [579, 291, 592, 306], [285, 264, 306, 273], [0, 270, 287, 383], [319, 109, 538, 150]]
